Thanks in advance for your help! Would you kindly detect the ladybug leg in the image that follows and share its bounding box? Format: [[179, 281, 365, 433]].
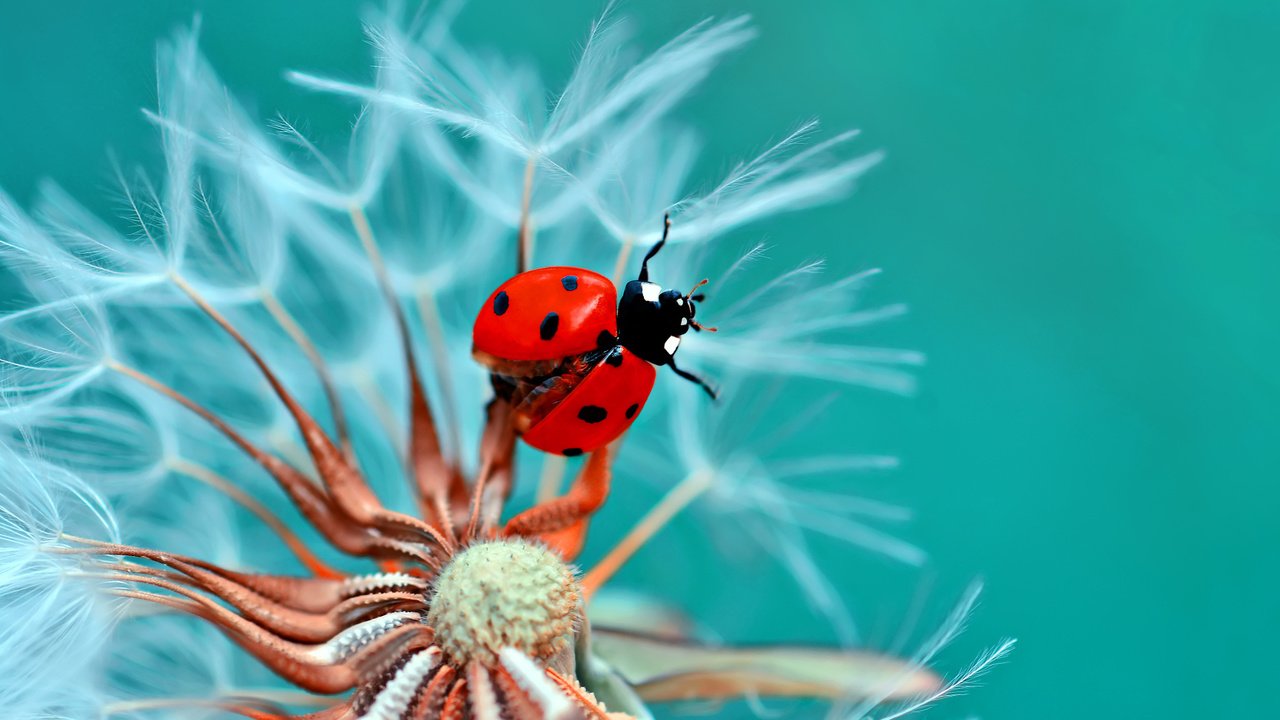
[[667, 358, 718, 400], [638, 213, 672, 282]]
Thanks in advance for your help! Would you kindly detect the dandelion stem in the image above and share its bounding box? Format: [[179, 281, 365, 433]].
[[611, 235, 635, 286], [352, 366, 404, 454], [261, 288, 354, 461], [346, 207, 409, 472], [168, 457, 341, 579], [413, 286, 464, 466], [535, 454, 567, 504], [518, 154, 537, 273], [582, 469, 713, 599]]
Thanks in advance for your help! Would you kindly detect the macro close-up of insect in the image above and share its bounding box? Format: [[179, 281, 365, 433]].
[[475, 216, 718, 456], [3, 1, 1272, 720]]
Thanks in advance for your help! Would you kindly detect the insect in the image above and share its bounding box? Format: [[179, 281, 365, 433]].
[[473, 216, 716, 456]]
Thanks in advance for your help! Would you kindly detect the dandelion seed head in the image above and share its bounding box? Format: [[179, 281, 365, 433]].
[[0, 5, 1010, 717]]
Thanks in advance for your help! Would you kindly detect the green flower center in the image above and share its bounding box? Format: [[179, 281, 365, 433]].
[[427, 539, 580, 667]]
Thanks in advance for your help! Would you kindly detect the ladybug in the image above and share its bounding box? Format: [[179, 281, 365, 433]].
[[473, 216, 715, 456]]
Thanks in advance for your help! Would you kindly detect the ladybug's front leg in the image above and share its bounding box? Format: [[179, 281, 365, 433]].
[[667, 357, 718, 400]]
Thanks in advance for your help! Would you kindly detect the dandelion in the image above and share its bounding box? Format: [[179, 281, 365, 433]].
[[0, 6, 1010, 720]]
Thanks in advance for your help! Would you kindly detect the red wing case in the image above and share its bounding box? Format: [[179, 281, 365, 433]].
[[473, 267, 617, 362], [521, 347, 656, 456]]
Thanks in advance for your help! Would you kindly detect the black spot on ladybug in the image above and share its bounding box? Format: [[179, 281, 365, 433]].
[[539, 312, 559, 340], [625, 403, 639, 419], [492, 291, 509, 316], [563, 447, 583, 457], [605, 348, 624, 367], [561, 275, 579, 291], [596, 330, 616, 349], [577, 405, 607, 423]]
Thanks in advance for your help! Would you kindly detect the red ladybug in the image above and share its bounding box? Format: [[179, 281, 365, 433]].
[[473, 217, 715, 456]]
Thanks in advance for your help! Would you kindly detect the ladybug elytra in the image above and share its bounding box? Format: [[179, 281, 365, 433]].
[[472, 217, 715, 456]]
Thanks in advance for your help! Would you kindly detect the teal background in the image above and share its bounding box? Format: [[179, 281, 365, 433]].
[[2, 2, 1276, 718]]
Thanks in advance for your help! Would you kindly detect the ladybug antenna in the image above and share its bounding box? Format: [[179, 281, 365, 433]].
[[638, 213, 671, 283], [686, 278, 717, 333]]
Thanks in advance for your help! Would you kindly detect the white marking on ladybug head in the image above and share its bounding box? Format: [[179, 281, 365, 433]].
[[664, 336, 681, 355], [680, 317, 688, 326], [641, 282, 661, 302], [676, 297, 685, 306]]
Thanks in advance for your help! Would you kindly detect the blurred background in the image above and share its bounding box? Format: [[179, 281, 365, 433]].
[[1, 1, 1275, 718]]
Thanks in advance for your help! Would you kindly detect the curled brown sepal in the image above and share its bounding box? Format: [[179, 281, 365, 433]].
[[588, 626, 943, 704], [501, 447, 613, 562]]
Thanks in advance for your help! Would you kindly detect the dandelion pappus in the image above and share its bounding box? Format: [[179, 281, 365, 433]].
[[473, 216, 717, 456]]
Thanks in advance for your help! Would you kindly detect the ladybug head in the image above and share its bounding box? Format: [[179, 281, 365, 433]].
[[615, 216, 718, 399], [670, 278, 715, 335], [616, 282, 698, 367]]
